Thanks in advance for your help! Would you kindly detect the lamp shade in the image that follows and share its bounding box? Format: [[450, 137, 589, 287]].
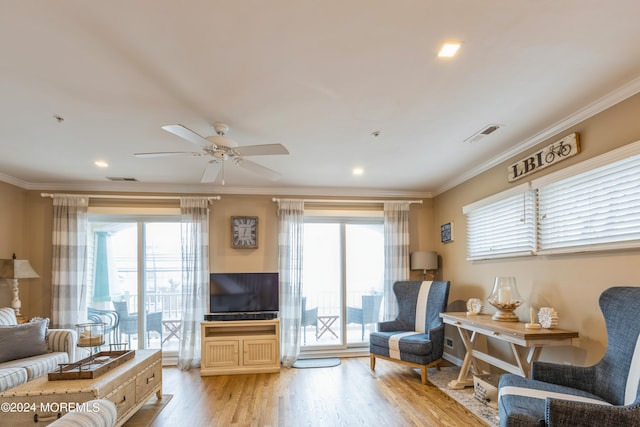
[[0, 259, 40, 279], [410, 251, 438, 271]]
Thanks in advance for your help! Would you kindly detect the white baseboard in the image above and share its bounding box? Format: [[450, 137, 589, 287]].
[[443, 352, 463, 367]]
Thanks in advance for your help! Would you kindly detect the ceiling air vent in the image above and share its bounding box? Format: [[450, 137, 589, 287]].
[[106, 177, 139, 182], [464, 124, 502, 143]]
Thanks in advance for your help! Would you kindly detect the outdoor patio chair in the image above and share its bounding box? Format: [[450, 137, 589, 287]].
[[87, 306, 119, 346], [112, 301, 163, 346], [347, 293, 383, 340], [301, 296, 318, 345]]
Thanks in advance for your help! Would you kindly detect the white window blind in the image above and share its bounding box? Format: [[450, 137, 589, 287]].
[[463, 184, 535, 260], [535, 151, 640, 253]]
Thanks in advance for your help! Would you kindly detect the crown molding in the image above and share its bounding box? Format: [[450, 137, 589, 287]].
[[434, 75, 640, 196], [12, 179, 432, 199], [0, 172, 31, 189]]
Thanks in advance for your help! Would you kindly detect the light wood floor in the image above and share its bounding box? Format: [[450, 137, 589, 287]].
[[153, 357, 486, 427]]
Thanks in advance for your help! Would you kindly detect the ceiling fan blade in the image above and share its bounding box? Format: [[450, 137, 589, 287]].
[[234, 144, 289, 156], [236, 158, 281, 181], [134, 151, 202, 158], [201, 161, 222, 183], [162, 124, 211, 147]]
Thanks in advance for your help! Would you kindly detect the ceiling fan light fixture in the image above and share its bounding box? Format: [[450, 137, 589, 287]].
[[213, 151, 228, 161], [207, 134, 238, 148]]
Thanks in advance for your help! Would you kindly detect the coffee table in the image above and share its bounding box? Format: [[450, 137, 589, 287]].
[[0, 349, 162, 427]]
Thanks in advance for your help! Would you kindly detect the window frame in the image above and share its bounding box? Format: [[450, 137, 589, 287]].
[[463, 183, 536, 260], [532, 139, 640, 254], [464, 139, 640, 259]]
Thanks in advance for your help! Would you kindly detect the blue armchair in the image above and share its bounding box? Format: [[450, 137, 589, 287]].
[[369, 280, 450, 384], [498, 286, 640, 426]]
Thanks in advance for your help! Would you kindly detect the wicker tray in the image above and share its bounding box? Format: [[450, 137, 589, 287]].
[[48, 350, 135, 381]]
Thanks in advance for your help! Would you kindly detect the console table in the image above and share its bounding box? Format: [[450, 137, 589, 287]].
[[440, 312, 578, 389]]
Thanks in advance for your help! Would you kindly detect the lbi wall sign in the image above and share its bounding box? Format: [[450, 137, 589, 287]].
[[508, 133, 580, 182]]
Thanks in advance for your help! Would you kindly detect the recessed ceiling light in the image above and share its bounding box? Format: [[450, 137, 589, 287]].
[[94, 160, 109, 168], [352, 167, 364, 176], [438, 42, 461, 58]]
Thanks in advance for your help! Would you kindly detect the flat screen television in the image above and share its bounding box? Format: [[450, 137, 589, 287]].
[[209, 272, 279, 315]]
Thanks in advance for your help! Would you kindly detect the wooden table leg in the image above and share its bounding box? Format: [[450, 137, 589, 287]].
[[448, 328, 478, 389], [509, 343, 527, 377]]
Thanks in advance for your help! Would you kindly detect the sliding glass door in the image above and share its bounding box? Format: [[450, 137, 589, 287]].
[[301, 217, 384, 352], [86, 216, 182, 354]]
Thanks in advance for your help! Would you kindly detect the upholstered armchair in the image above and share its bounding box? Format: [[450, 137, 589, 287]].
[[347, 293, 383, 340], [369, 280, 450, 384], [498, 286, 640, 426]]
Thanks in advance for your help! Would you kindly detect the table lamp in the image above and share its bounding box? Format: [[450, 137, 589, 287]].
[[410, 251, 438, 280], [0, 254, 40, 317]]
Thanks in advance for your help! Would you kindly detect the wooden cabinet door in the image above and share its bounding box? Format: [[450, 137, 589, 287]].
[[243, 339, 278, 367], [204, 340, 240, 368]]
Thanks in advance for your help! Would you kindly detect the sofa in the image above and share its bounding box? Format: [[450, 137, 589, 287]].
[[0, 307, 77, 392], [48, 399, 117, 427]]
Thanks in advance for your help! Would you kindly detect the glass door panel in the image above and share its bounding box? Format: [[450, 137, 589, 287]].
[[302, 223, 342, 347], [143, 223, 182, 352], [87, 219, 182, 353], [345, 223, 384, 345]]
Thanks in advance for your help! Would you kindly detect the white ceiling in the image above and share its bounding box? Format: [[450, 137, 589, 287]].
[[2, 1, 640, 198]]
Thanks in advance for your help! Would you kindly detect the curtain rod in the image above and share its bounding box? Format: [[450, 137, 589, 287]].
[[271, 197, 422, 204], [40, 193, 221, 202]]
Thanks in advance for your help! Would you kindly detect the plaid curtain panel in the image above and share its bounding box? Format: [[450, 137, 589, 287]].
[[277, 199, 304, 367], [178, 197, 210, 370], [51, 195, 88, 329], [383, 202, 410, 321]]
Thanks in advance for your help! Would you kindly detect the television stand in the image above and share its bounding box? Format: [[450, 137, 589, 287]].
[[200, 319, 280, 376]]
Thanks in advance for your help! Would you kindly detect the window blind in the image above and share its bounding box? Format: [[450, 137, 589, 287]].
[[535, 152, 640, 253], [463, 184, 535, 260]]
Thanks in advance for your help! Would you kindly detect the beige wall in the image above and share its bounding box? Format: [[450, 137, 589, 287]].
[[0, 190, 433, 320], [434, 92, 640, 367], [0, 182, 29, 308]]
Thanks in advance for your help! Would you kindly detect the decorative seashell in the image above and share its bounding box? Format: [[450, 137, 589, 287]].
[[538, 307, 559, 328], [467, 298, 483, 315]]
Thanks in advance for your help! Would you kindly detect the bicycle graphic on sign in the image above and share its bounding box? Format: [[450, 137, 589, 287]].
[[544, 140, 572, 163]]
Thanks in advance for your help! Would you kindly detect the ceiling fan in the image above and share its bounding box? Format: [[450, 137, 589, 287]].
[[134, 122, 289, 184]]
